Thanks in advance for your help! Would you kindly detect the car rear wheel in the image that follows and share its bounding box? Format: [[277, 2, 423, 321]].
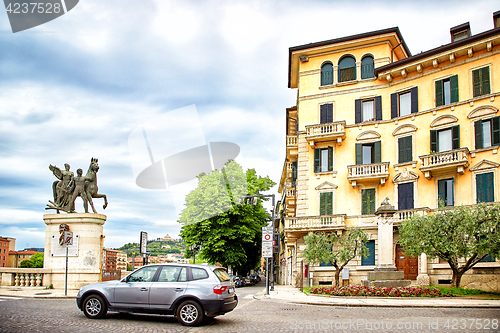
[[176, 300, 204, 326], [83, 294, 107, 319]]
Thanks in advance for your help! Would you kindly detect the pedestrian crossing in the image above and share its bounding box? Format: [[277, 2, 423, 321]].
[[0, 296, 24, 301]]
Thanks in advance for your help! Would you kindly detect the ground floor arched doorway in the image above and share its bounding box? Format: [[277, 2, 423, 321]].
[[395, 244, 418, 280]]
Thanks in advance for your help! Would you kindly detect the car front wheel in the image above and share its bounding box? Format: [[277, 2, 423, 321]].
[[83, 294, 107, 319], [176, 300, 204, 326]]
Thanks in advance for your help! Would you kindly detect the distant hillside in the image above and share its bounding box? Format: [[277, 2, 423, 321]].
[[116, 239, 186, 256]]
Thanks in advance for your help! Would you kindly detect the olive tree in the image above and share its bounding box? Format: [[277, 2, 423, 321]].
[[399, 202, 500, 288], [302, 228, 369, 286]]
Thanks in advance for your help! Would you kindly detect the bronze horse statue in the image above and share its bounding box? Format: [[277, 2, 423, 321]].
[[85, 157, 108, 214], [47, 158, 108, 214]]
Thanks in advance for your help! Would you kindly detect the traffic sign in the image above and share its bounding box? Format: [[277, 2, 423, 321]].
[[262, 242, 272, 258], [140, 231, 148, 254], [63, 231, 73, 246], [262, 229, 272, 242]]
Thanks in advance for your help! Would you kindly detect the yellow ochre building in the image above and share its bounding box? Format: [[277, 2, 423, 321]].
[[278, 11, 500, 291]]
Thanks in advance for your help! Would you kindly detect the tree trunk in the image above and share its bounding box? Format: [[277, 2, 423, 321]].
[[334, 267, 341, 286], [451, 270, 465, 288]]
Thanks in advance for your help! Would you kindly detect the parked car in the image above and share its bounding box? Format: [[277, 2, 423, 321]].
[[248, 273, 261, 285], [237, 275, 247, 287], [230, 275, 243, 288], [76, 263, 237, 326]]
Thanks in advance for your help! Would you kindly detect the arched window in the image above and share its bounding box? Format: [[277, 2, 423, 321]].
[[321, 63, 333, 86], [361, 56, 374, 79], [338, 56, 356, 82]]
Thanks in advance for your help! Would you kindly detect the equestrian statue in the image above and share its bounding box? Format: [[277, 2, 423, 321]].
[[47, 157, 108, 214]]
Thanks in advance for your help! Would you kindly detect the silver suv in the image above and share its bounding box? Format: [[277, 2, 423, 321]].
[[76, 263, 238, 326]]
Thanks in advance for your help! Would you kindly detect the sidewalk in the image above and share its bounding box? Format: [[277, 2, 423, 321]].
[[0, 286, 78, 298], [253, 284, 500, 308]]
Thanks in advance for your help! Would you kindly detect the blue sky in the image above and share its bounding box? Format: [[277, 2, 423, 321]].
[[1, 0, 499, 250]]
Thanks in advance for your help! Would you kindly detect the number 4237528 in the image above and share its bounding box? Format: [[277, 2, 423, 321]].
[[5, 2, 62, 14]]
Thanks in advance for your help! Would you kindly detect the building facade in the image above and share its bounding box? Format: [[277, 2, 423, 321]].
[[0, 238, 10, 267], [278, 11, 500, 291], [8, 250, 37, 268]]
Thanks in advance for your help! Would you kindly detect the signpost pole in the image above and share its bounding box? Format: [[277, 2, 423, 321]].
[[65, 245, 68, 296], [265, 258, 269, 295]]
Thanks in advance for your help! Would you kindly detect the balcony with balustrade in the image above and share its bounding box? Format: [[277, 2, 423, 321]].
[[286, 135, 298, 159], [284, 214, 346, 245], [419, 148, 470, 179], [347, 162, 390, 187], [305, 121, 346, 147]]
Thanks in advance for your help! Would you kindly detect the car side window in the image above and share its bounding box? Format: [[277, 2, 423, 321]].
[[158, 266, 185, 282], [127, 266, 158, 282], [192, 268, 209, 280]]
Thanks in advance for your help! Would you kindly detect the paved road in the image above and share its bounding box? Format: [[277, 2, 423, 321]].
[[0, 283, 499, 332]]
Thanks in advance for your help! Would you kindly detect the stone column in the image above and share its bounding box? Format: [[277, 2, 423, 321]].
[[375, 198, 397, 270], [416, 253, 431, 286]]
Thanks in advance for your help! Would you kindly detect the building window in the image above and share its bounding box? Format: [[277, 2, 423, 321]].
[[321, 63, 333, 86], [430, 125, 460, 152], [320, 103, 333, 124], [435, 75, 459, 107], [391, 87, 418, 119], [398, 182, 414, 210], [338, 56, 356, 82], [475, 116, 500, 149], [319, 192, 333, 216], [355, 141, 381, 165], [473, 67, 490, 98], [398, 136, 412, 164], [361, 56, 374, 79], [438, 178, 454, 206], [355, 96, 381, 123], [291, 161, 297, 188], [362, 240, 375, 265], [361, 188, 375, 215], [476, 172, 494, 203], [314, 147, 333, 173]]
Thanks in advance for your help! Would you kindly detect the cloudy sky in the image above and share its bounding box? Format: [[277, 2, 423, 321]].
[[1, 0, 499, 250]]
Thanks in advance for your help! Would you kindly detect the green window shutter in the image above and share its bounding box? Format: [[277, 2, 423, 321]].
[[477, 173, 484, 203], [485, 172, 494, 202], [473, 68, 481, 97], [320, 192, 326, 215], [326, 192, 333, 215], [374, 141, 381, 163], [430, 130, 437, 152], [398, 136, 412, 163], [398, 137, 405, 163], [410, 87, 418, 114], [450, 75, 459, 103], [355, 143, 362, 165], [291, 161, 297, 187], [452, 125, 460, 150], [492, 116, 500, 146], [355, 99, 362, 124], [481, 67, 491, 96], [368, 189, 375, 214], [328, 146, 333, 171], [391, 93, 398, 119], [375, 96, 382, 121], [475, 120, 484, 149], [438, 179, 445, 206], [435, 79, 444, 107], [361, 240, 375, 266], [314, 148, 320, 173]]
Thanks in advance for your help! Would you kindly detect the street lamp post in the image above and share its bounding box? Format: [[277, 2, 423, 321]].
[[241, 194, 276, 295]]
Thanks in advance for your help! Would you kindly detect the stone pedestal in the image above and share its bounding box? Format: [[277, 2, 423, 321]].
[[362, 198, 410, 288], [43, 213, 106, 289], [416, 253, 431, 286]]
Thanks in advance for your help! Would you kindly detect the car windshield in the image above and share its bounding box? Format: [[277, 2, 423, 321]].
[[213, 268, 231, 282]]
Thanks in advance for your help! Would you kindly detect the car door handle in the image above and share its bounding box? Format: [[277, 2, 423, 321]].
[[175, 288, 184, 292], [140, 288, 148, 291]]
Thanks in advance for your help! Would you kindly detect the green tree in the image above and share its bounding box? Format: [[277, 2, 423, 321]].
[[399, 203, 500, 288], [303, 228, 369, 286], [19, 259, 34, 268], [30, 253, 44, 268], [19, 253, 43, 268], [179, 160, 275, 275]]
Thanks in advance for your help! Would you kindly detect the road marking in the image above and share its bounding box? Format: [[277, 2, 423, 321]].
[[0, 296, 24, 301], [244, 295, 254, 299]]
